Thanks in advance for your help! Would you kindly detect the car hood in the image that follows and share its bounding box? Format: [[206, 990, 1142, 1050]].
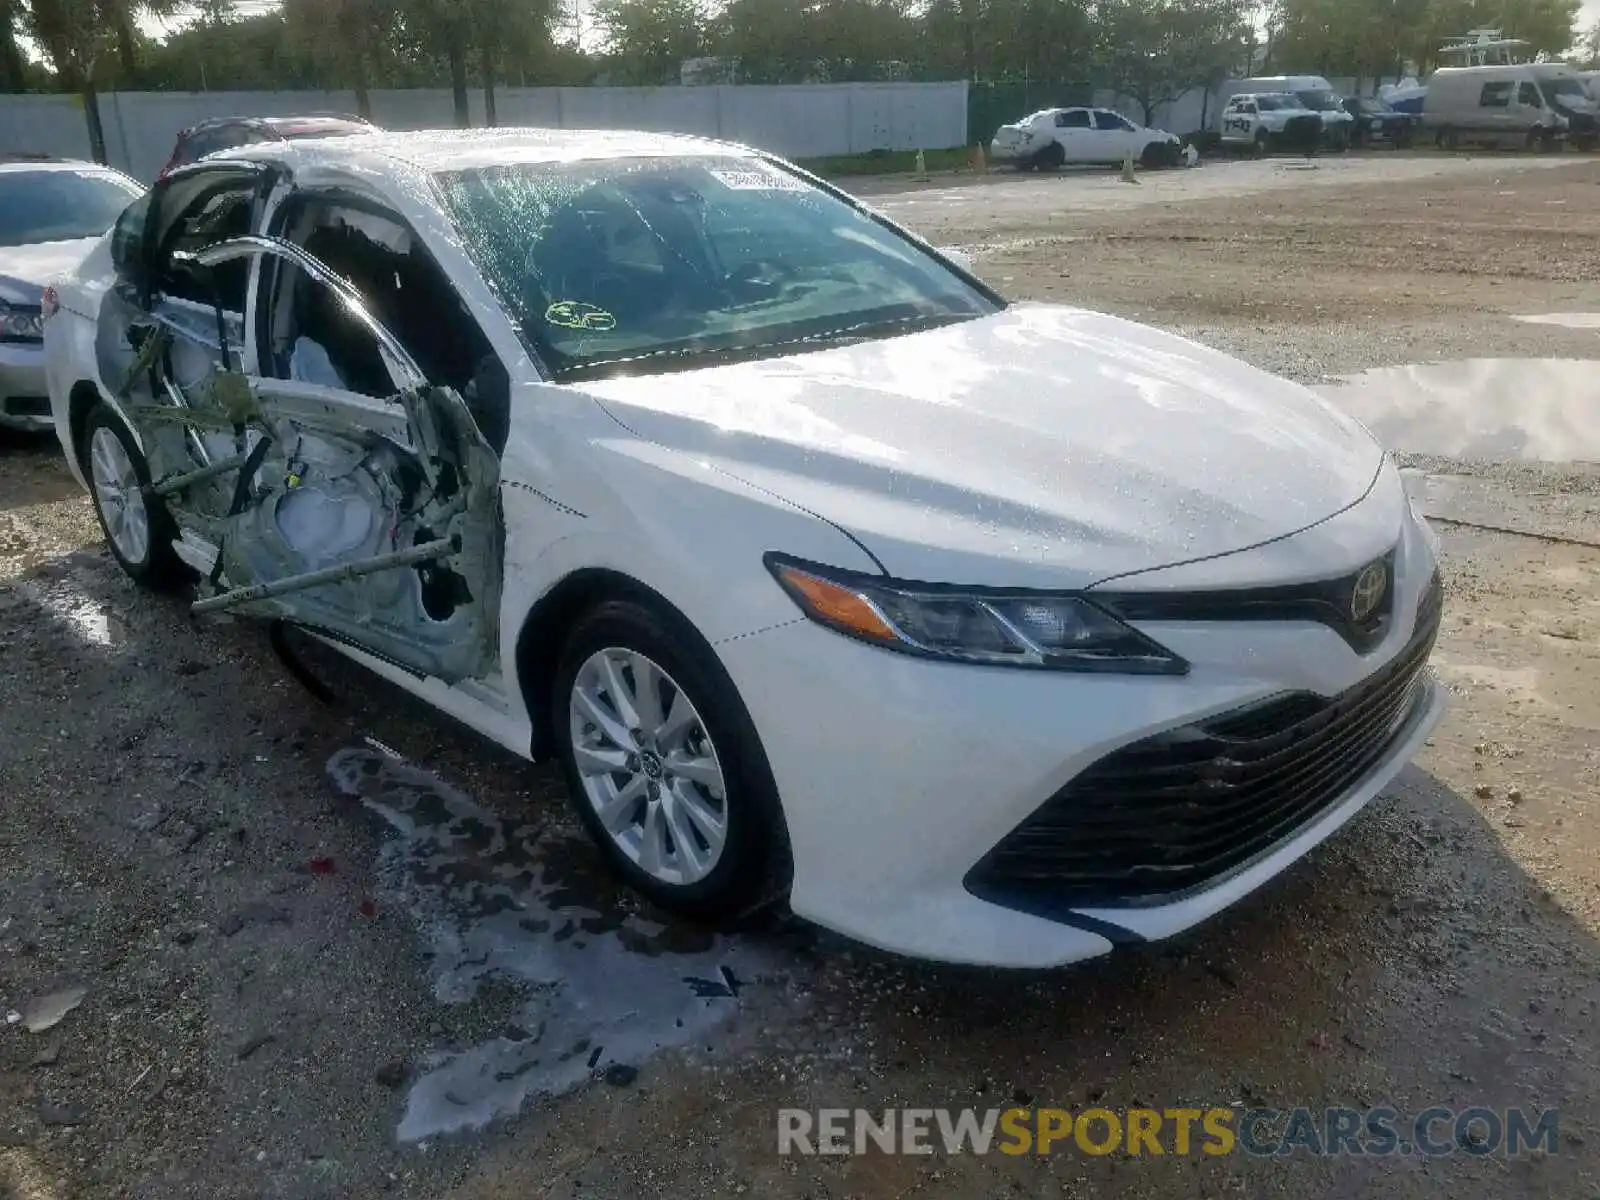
[[581, 305, 1384, 589], [0, 236, 101, 305]]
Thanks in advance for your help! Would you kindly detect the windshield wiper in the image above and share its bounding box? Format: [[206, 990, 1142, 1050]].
[[550, 312, 979, 382]]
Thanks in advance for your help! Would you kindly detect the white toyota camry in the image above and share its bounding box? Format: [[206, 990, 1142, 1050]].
[[41, 129, 1445, 968]]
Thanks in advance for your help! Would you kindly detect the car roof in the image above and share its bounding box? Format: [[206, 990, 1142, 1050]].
[[0, 158, 133, 176], [207, 126, 761, 175], [184, 114, 373, 135]]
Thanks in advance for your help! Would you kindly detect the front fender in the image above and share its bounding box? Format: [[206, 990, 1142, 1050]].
[[498, 433, 882, 708]]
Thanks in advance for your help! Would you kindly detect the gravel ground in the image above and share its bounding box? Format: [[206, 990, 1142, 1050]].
[[2, 153, 1598, 1199]]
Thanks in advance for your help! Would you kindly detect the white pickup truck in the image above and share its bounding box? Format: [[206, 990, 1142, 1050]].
[[1217, 92, 1326, 155]]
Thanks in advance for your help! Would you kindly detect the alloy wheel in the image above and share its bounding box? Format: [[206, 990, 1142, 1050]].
[[89, 425, 150, 566], [568, 647, 729, 886]]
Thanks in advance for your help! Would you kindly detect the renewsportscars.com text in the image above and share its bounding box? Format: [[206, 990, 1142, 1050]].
[[777, 1106, 1561, 1158]]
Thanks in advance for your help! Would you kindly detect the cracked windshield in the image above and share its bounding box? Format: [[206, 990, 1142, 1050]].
[[434, 155, 998, 380]]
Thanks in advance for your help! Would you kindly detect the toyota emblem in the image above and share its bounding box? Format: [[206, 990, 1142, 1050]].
[[1350, 561, 1388, 623]]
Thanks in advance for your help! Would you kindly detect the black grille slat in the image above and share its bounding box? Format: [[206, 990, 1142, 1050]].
[[1073, 638, 1430, 799], [995, 674, 1423, 884], [1010, 673, 1420, 853], [967, 573, 1442, 908]]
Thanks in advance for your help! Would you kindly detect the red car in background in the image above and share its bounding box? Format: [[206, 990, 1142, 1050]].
[[157, 115, 378, 179]]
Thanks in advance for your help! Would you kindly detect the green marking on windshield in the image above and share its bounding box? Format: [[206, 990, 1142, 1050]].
[[546, 301, 617, 332]]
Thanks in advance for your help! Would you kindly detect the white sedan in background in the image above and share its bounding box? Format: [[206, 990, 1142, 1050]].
[[0, 157, 143, 430], [991, 106, 1184, 169], [43, 128, 1443, 968]]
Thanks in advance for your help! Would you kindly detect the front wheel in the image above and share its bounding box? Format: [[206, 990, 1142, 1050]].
[[82, 403, 184, 589], [553, 598, 790, 923], [1036, 141, 1066, 171]]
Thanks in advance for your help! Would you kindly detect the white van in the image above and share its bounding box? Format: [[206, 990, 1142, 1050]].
[[1217, 76, 1355, 148], [1423, 64, 1599, 150]]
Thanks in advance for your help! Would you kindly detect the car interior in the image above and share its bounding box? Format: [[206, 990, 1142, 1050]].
[[144, 182, 511, 455]]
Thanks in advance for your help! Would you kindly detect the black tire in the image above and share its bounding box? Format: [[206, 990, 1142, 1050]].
[[81, 403, 185, 589], [1252, 130, 1269, 158], [551, 597, 790, 924], [1139, 141, 1164, 169], [1038, 141, 1066, 170]]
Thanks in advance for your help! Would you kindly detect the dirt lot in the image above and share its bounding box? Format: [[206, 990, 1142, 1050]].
[[2, 153, 1598, 1199]]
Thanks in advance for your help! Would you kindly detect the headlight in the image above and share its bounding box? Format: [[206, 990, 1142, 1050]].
[[765, 554, 1188, 675], [0, 302, 43, 344]]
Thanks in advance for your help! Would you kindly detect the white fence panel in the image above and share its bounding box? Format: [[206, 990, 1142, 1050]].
[[0, 94, 94, 163], [0, 82, 968, 180], [719, 85, 855, 158], [554, 86, 723, 138]]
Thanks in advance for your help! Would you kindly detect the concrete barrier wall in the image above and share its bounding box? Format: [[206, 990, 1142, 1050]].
[[0, 82, 970, 180]]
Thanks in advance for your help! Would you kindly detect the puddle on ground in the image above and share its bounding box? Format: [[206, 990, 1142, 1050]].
[[1513, 313, 1600, 331], [1316, 359, 1600, 462], [8, 574, 121, 648], [327, 747, 788, 1143]]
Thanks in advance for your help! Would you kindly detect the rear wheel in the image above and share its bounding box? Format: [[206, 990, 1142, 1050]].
[[553, 598, 789, 923], [83, 404, 184, 589]]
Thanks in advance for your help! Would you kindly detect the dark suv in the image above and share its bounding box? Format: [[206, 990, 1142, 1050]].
[[1341, 96, 1417, 148], [157, 115, 378, 179]]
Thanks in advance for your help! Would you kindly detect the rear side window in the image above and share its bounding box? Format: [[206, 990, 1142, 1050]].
[[1093, 111, 1133, 131], [1479, 82, 1512, 108], [178, 125, 259, 165]]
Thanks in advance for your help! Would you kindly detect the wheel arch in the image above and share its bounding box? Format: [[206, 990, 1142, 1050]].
[[516, 567, 736, 762], [67, 379, 102, 469]]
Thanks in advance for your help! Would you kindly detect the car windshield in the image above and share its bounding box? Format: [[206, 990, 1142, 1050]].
[[1257, 96, 1303, 111], [1295, 89, 1343, 111], [434, 155, 1000, 382], [0, 169, 143, 248]]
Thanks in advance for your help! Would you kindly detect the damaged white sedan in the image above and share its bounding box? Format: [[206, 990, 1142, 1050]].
[[43, 129, 1444, 968]]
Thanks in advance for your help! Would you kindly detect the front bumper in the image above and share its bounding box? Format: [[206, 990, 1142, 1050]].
[[718, 493, 1444, 968], [0, 342, 51, 431]]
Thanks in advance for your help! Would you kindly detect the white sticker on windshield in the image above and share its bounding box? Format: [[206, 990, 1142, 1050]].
[[710, 166, 806, 192]]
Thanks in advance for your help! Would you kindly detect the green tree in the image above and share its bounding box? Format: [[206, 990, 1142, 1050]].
[[470, 0, 560, 124], [283, 0, 401, 116], [1099, 0, 1252, 125], [22, 0, 112, 158], [1, 0, 30, 91], [1579, 19, 1600, 66], [592, 0, 709, 83], [1268, 0, 1581, 76], [145, 11, 323, 90]]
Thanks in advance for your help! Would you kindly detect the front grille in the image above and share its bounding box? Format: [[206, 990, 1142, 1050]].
[[1094, 548, 1398, 653], [967, 572, 1443, 912]]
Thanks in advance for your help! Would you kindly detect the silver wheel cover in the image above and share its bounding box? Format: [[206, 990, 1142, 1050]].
[[89, 425, 150, 566], [568, 647, 729, 886]]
